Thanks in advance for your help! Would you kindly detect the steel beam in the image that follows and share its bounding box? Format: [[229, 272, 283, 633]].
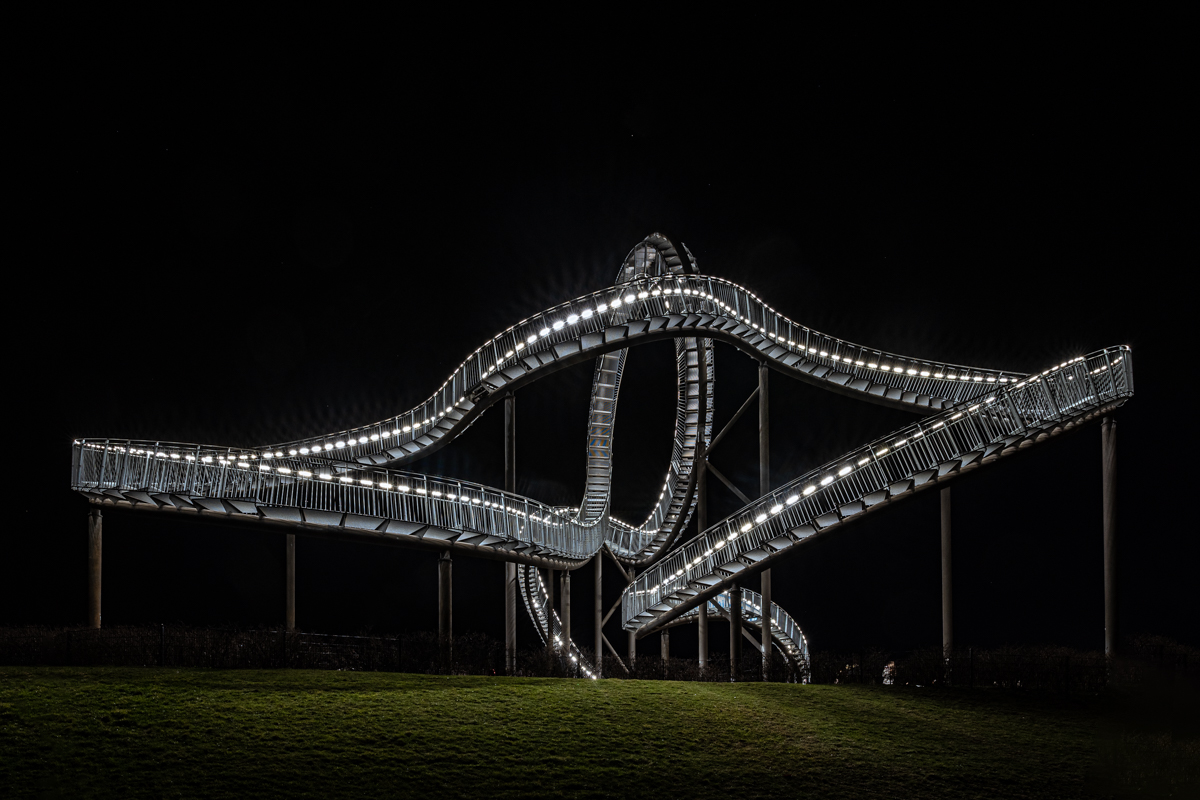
[[504, 392, 517, 674], [560, 569, 571, 650], [438, 551, 452, 664], [87, 508, 102, 629], [941, 486, 952, 653], [759, 361, 772, 680], [594, 553, 602, 677], [729, 586, 742, 682], [1102, 416, 1118, 656], [705, 460, 752, 506], [286, 533, 295, 632]]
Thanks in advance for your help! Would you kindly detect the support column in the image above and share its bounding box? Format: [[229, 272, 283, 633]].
[[941, 487, 953, 653], [594, 553, 602, 677], [547, 568, 557, 650], [504, 392, 517, 674], [286, 533, 295, 632], [759, 361, 772, 680], [1102, 416, 1118, 657], [438, 551, 452, 665], [87, 508, 102, 629], [628, 630, 636, 669], [560, 569, 571, 651], [729, 586, 742, 682], [661, 628, 669, 665], [698, 602, 708, 669]]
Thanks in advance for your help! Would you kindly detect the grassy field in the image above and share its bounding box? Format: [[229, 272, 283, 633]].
[[0, 667, 1192, 798]]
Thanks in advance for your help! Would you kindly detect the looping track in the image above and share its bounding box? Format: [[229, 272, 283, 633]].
[[71, 234, 1133, 662]]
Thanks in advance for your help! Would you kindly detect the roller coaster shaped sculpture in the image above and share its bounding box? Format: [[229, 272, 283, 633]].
[[71, 233, 1134, 678]]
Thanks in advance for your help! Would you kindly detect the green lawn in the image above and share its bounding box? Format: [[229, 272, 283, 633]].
[[0, 667, 1188, 798]]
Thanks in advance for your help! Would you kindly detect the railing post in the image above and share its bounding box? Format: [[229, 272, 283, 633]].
[[87, 508, 102, 629], [1102, 416, 1118, 657]]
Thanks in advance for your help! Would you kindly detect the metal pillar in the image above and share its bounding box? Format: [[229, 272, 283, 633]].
[[594, 554, 602, 677], [285, 533, 296, 632], [560, 569, 571, 651], [661, 628, 669, 663], [941, 487, 953, 653], [759, 362, 772, 680], [504, 393, 517, 675], [87, 508, 102, 629], [438, 551, 452, 664], [1102, 416, 1118, 656], [628, 630, 636, 669], [698, 602, 708, 669], [729, 586, 742, 682]]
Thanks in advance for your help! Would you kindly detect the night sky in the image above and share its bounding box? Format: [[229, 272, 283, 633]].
[[10, 40, 1191, 660]]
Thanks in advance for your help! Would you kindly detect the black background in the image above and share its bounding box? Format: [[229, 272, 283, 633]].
[[9, 29, 1191, 660]]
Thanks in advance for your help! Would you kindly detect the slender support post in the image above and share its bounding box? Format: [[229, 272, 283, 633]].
[[593, 553, 602, 677], [698, 602, 708, 670], [628, 630, 636, 669], [661, 628, 669, 665], [285, 533, 296, 632], [547, 568, 557, 651], [698, 352, 709, 673], [87, 508, 102, 629], [759, 361, 772, 680], [941, 487, 953, 653], [504, 393, 517, 675], [560, 569, 571, 651], [1102, 416, 1118, 657], [729, 587, 742, 682], [438, 551, 452, 665]]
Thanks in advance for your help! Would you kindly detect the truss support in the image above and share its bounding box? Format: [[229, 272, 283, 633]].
[[87, 508, 102, 629], [594, 553, 602, 678], [438, 551, 452, 664], [759, 361, 772, 680], [286, 534, 296, 632], [1102, 416, 1118, 656], [729, 586, 742, 682], [504, 392, 517, 675], [941, 487, 953, 653]]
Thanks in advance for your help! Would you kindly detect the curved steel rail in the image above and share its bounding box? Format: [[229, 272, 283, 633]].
[[70, 233, 1130, 662]]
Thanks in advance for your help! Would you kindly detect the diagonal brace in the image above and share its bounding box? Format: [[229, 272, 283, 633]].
[[705, 460, 753, 505]]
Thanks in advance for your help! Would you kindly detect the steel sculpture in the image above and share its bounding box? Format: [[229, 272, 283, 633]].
[[71, 234, 1134, 675]]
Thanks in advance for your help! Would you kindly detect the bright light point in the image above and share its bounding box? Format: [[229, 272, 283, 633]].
[[504, 350, 514, 359], [935, 373, 944, 378], [358, 437, 368, 444], [755, 513, 767, 523], [597, 303, 608, 312], [920, 371, 930, 377], [335, 441, 345, 448], [803, 485, 816, 496], [566, 314, 579, 324], [740, 522, 753, 533], [299, 470, 312, 478], [416, 488, 427, 494], [623, 294, 636, 303], [379, 483, 392, 490], [238, 461, 249, 468], [360, 480, 373, 487], [820, 475, 834, 486], [319, 473, 332, 480], [278, 467, 291, 474], [770, 504, 783, 515], [876, 447, 889, 455], [539, 328, 551, 337], [552, 320, 565, 330], [340, 477, 352, 484], [838, 465, 852, 476], [399, 485, 410, 492], [581, 308, 593, 318], [638, 291, 649, 299], [868, 363, 878, 369], [527, 334, 538, 344], [819, 351, 829, 357], [907, 369, 917, 375], [858, 457, 869, 465], [403, 425, 412, 432], [324, 443, 334, 451]]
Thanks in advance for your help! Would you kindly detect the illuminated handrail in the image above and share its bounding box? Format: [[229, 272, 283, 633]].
[[620, 347, 1133, 631]]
